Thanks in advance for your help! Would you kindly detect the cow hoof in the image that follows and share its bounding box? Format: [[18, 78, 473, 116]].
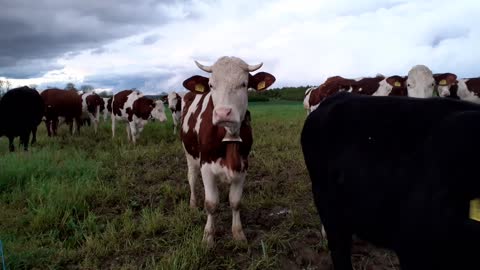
[[233, 229, 247, 242], [203, 232, 215, 249], [189, 199, 197, 208]]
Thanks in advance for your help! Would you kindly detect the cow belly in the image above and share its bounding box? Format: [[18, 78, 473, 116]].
[[203, 160, 245, 184]]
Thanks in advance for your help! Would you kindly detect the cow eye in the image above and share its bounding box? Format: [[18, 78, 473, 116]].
[[241, 82, 247, 87], [209, 84, 213, 89], [407, 84, 411, 87]]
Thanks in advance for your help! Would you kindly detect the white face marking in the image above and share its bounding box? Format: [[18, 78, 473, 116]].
[[200, 57, 252, 136], [437, 85, 452, 97], [373, 79, 394, 96], [167, 92, 179, 111], [151, 100, 167, 122], [407, 65, 435, 98]]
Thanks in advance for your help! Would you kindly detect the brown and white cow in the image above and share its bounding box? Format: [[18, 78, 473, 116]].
[[181, 56, 276, 247], [305, 75, 407, 114], [434, 74, 480, 103], [303, 86, 317, 115], [165, 91, 182, 135], [41, 88, 82, 136], [80, 92, 105, 134], [111, 90, 167, 144]]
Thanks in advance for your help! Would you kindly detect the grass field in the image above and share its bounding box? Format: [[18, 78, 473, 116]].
[[0, 101, 398, 270]]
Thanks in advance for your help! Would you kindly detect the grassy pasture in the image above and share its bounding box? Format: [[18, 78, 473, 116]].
[[0, 101, 398, 269]]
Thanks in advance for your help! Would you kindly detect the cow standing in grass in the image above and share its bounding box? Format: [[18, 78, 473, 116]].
[[41, 88, 82, 136], [166, 91, 182, 135], [111, 90, 167, 144], [80, 92, 105, 134], [0, 86, 44, 152], [180, 56, 276, 247]]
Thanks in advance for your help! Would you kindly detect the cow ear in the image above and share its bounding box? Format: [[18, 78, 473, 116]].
[[249, 72, 276, 92], [160, 95, 168, 102], [183, 75, 210, 94], [386, 76, 404, 87], [446, 74, 457, 85]]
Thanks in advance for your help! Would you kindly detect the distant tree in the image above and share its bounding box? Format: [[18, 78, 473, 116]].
[[96, 91, 111, 98], [80, 85, 94, 93], [65, 82, 76, 91]]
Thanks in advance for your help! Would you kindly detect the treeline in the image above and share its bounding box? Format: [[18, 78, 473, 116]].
[[248, 86, 314, 102]]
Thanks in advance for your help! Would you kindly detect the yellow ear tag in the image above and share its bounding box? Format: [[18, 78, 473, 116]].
[[470, 199, 480, 222], [394, 81, 401, 87], [257, 81, 266, 91], [195, 84, 205, 93], [439, 79, 447, 86]]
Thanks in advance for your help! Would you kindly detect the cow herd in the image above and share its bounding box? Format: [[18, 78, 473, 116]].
[[1, 56, 480, 269]]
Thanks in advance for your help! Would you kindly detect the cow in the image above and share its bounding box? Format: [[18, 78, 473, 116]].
[[102, 97, 111, 121], [305, 75, 407, 114], [165, 91, 182, 135], [0, 86, 44, 152], [41, 88, 82, 136], [406, 64, 436, 98], [111, 90, 167, 144], [301, 91, 480, 270], [433, 73, 459, 98], [180, 56, 276, 247], [80, 92, 105, 134]]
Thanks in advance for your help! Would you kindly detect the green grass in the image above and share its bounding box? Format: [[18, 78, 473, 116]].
[[0, 101, 326, 269]]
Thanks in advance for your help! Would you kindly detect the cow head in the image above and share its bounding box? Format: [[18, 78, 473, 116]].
[[151, 100, 167, 122], [167, 91, 180, 111], [433, 73, 458, 97], [406, 65, 435, 98], [183, 56, 275, 139]]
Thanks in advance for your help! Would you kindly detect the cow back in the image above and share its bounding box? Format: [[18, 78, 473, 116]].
[[41, 89, 82, 119]]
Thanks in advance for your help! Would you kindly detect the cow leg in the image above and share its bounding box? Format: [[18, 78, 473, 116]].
[[52, 118, 58, 136], [172, 115, 178, 135], [31, 126, 37, 145], [45, 120, 52, 137], [323, 222, 353, 270], [129, 122, 138, 144], [8, 136, 14, 152], [230, 174, 246, 242], [90, 113, 98, 134], [126, 124, 132, 142], [111, 116, 116, 138], [201, 166, 218, 248], [21, 132, 29, 151], [186, 153, 200, 208]]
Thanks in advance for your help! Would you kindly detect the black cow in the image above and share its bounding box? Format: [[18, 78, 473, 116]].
[[301, 91, 480, 270], [0, 86, 45, 152]]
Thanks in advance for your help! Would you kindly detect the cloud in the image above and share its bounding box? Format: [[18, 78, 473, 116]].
[[1, 0, 480, 92]]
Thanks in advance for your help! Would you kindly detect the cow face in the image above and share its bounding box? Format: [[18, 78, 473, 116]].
[[184, 56, 275, 137], [433, 73, 458, 97], [406, 65, 435, 98], [151, 100, 167, 122], [167, 92, 179, 111]]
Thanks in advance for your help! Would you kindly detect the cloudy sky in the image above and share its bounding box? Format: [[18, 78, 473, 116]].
[[1, 0, 479, 94]]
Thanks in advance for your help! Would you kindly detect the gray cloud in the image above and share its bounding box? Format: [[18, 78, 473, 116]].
[[0, 0, 191, 78]]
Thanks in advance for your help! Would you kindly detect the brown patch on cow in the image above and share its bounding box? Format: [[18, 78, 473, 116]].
[[112, 90, 133, 117], [308, 76, 355, 107], [174, 93, 181, 112], [85, 93, 105, 115], [180, 92, 209, 159], [465, 78, 480, 97], [387, 75, 408, 96], [132, 97, 155, 120], [350, 77, 385, 95]]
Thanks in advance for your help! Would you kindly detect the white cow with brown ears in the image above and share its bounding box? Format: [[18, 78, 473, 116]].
[[180, 56, 276, 247]]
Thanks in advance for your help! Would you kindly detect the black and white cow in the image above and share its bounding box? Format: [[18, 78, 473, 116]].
[[301, 91, 480, 270]]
